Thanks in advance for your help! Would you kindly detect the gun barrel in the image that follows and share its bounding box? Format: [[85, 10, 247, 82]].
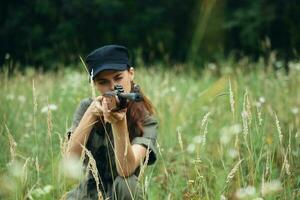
[[119, 93, 143, 101], [103, 91, 117, 97]]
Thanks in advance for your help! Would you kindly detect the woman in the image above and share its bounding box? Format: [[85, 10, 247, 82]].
[[64, 45, 158, 200]]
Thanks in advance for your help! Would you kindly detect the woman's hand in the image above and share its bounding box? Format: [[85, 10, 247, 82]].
[[102, 96, 127, 124], [86, 96, 104, 119]]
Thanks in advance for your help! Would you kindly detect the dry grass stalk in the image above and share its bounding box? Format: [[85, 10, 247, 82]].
[[81, 145, 104, 200], [245, 89, 252, 126], [282, 150, 291, 176], [22, 157, 31, 186], [242, 91, 249, 137], [79, 55, 96, 99], [274, 113, 283, 144], [177, 128, 184, 152], [5, 124, 17, 162], [55, 132, 65, 157], [229, 79, 235, 117], [32, 79, 38, 155], [35, 156, 40, 183], [201, 112, 210, 147], [225, 159, 243, 187], [138, 145, 150, 182], [32, 79, 38, 113], [47, 103, 53, 139], [157, 141, 169, 177], [256, 106, 263, 126], [201, 112, 211, 129]]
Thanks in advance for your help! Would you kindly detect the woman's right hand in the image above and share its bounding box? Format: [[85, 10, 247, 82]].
[[86, 96, 104, 118]]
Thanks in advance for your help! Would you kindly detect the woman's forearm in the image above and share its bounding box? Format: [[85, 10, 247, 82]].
[[112, 117, 137, 177], [65, 112, 97, 158]]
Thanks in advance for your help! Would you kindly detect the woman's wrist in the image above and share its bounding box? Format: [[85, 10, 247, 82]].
[[111, 115, 127, 135], [83, 109, 98, 123]]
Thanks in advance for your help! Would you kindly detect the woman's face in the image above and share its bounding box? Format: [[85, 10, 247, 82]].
[[93, 67, 134, 94]]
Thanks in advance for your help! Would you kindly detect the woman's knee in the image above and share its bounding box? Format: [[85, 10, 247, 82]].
[[112, 175, 143, 200]]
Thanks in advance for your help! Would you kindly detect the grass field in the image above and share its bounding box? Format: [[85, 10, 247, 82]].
[[0, 60, 300, 199]]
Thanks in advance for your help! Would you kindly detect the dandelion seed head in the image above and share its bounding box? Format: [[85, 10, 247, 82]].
[[228, 148, 239, 159], [60, 156, 83, 180], [193, 135, 206, 144], [187, 143, 195, 154], [220, 194, 227, 200], [259, 97, 265, 104], [17, 95, 26, 103], [7, 160, 23, 178], [235, 186, 256, 199], [261, 180, 282, 196], [6, 94, 15, 100], [208, 63, 217, 71], [170, 86, 176, 92], [231, 124, 242, 134], [41, 104, 58, 113], [291, 107, 299, 115]]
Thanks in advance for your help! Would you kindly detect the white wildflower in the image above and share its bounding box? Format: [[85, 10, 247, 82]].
[[7, 160, 23, 178], [219, 124, 242, 145], [296, 131, 300, 139], [187, 143, 195, 154], [208, 63, 217, 70], [255, 102, 262, 108], [291, 107, 299, 115], [41, 104, 58, 113], [228, 148, 239, 159], [220, 132, 232, 145], [60, 156, 84, 180], [5, 53, 10, 59], [220, 194, 227, 200], [6, 94, 15, 100], [231, 124, 242, 134], [170, 86, 176, 92], [30, 185, 53, 198], [261, 180, 282, 196], [42, 185, 53, 193], [289, 62, 300, 71], [193, 135, 206, 144], [17, 95, 26, 103], [259, 97, 265, 104], [235, 186, 256, 199]]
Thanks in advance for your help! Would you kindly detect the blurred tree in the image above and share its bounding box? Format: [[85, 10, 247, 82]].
[[0, 0, 299, 69]]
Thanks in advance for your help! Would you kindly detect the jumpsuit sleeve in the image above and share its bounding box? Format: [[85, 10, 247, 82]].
[[131, 115, 158, 165], [66, 98, 93, 140]]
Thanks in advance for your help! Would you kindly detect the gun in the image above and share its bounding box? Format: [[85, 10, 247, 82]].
[[103, 84, 143, 111]]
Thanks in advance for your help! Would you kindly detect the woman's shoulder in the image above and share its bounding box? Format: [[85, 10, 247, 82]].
[[77, 97, 93, 110], [143, 112, 158, 126], [79, 97, 93, 106]]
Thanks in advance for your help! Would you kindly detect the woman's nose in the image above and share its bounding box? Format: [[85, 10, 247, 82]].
[[109, 81, 115, 91]]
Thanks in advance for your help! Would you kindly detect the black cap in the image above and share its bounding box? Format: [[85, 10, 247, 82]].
[[86, 45, 130, 80]]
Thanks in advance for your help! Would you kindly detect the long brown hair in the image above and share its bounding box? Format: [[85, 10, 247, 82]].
[[126, 81, 155, 141]]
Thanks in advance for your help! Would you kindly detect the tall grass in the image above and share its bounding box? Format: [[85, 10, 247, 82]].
[[0, 60, 300, 199]]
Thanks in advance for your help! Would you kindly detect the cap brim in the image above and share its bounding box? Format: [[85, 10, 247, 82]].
[[92, 63, 128, 79]]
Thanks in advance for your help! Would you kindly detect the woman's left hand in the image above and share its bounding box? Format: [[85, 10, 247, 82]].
[[102, 96, 126, 124]]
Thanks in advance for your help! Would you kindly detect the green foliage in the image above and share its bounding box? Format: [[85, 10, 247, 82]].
[[0, 60, 300, 199]]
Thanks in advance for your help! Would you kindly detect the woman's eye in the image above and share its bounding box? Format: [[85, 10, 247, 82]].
[[98, 81, 107, 85], [115, 77, 123, 81]]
